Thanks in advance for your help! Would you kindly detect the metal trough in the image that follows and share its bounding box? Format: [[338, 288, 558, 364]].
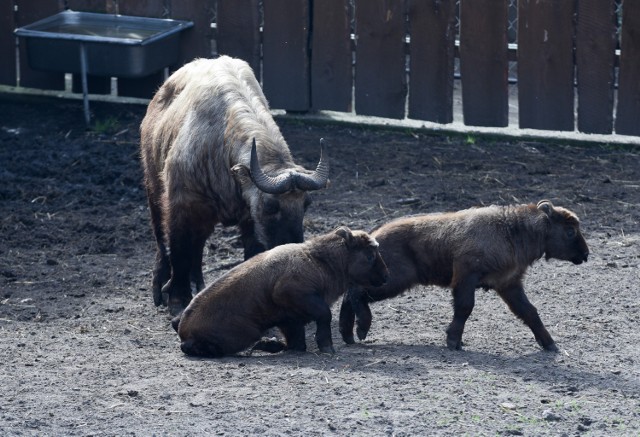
[[15, 10, 193, 124]]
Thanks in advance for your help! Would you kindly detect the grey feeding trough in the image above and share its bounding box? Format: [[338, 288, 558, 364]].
[[15, 10, 193, 124]]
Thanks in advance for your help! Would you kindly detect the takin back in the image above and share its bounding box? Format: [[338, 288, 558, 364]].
[[173, 227, 389, 358], [339, 200, 589, 352], [140, 56, 329, 316]]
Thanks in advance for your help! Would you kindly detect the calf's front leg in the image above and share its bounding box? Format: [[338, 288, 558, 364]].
[[497, 283, 558, 352]]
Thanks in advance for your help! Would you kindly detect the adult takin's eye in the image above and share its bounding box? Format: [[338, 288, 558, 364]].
[[565, 227, 576, 238], [263, 198, 280, 215], [366, 250, 375, 263]]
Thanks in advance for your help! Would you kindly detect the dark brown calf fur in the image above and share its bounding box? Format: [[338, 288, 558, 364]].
[[173, 227, 388, 358], [339, 200, 589, 352]]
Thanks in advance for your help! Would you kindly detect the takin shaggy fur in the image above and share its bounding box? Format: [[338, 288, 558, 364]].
[[339, 200, 589, 352], [140, 56, 329, 316], [173, 227, 389, 358]]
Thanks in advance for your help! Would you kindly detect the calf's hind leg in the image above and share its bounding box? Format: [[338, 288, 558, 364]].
[[496, 283, 558, 352], [446, 273, 480, 350]]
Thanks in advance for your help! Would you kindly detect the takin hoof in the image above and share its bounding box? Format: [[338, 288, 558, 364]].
[[168, 298, 190, 316], [542, 341, 559, 352], [341, 333, 356, 345], [446, 338, 463, 351], [318, 344, 336, 355], [356, 326, 369, 341]]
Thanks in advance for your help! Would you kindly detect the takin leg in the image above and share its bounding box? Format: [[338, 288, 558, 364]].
[[338, 292, 357, 344], [162, 218, 197, 316], [189, 231, 208, 293], [145, 186, 171, 307], [285, 294, 335, 354], [496, 283, 558, 352], [239, 219, 266, 260], [446, 273, 481, 350], [278, 320, 307, 352], [180, 338, 224, 358], [251, 338, 287, 353]]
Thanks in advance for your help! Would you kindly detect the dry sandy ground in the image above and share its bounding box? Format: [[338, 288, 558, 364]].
[[1, 95, 639, 436]]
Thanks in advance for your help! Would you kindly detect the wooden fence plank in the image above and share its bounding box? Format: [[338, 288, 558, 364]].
[[263, 0, 310, 111], [67, 0, 112, 95], [354, 0, 405, 119], [459, 0, 509, 127], [16, 0, 65, 90], [576, 0, 617, 134], [407, 0, 456, 124], [311, 0, 352, 112], [616, 0, 640, 136], [116, 0, 166, 99], [0, 0, 16, 86], [518, 0, 575, 131], [171, 0, 213, 66], [216, 0, 260, 75]]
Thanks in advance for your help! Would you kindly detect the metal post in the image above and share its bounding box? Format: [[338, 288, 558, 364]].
[[79, 42, 90, 126]]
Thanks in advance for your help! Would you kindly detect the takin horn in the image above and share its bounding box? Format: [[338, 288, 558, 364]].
[[250, 138, 329, 194]]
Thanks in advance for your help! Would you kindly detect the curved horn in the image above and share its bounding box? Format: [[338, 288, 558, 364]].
[[249, 138, 295, 194], [294, 138, 330, 191]]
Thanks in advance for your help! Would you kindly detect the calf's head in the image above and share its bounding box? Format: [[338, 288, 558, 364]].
[[538, 200, 589, 265], [233, 138, 329, 253], [336, 226, 389, 287]]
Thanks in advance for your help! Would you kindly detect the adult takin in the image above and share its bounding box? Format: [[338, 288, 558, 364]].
[[339, 200, 589, 352], [140, 56, 329, 315], [173, 227, 389, 358]]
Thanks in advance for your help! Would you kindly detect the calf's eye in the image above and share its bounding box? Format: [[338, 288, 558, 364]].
[[566, 228, 576, 238]]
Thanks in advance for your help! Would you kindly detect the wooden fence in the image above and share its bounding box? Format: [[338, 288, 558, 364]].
[[1, 0, 639, 137]]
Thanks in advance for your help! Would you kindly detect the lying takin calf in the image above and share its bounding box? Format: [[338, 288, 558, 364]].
[[339, 200, 589, 352], [173, 227, 388, 358]]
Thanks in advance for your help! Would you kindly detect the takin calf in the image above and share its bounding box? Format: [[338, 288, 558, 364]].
[[339, 200, 589, 352], [173, 227, 389, 358]]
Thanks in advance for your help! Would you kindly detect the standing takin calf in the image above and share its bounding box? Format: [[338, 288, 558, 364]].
[[172, 227, 389, 358], [339, 200, 589, 352], [140, 56, 329, 315]]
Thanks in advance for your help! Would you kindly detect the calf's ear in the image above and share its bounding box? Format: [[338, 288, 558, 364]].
[[537, 200, 554, 217], [335, 226, 354, 247]]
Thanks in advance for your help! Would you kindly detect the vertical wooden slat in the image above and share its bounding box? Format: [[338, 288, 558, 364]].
[[518, 0, 575, 131], [116, 0, 166, 99], [170, 0, 213, 67], [459, 0, 509, 127], [576, 0, 617, 134], [311, 0, 352, 112], [0, 0, 17, 86], [217, 0, 260, 74], [16, 0, 65, 90], [616, 0, 640, 136], [263, 0, 310, 111], [354, 0, 405, 119], [67, 0, 112, 95], [407, 0, 456, 124]]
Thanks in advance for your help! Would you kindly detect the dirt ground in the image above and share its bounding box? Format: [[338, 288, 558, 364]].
[[1, 94, 639, 436]]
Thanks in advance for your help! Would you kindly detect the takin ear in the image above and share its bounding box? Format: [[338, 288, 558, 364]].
[[231, 164, 252, 187], [335, 226, 354, 247], [537, 200, 555, 217]]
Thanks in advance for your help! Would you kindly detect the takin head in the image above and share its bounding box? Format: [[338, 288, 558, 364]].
[[336, 227, 389, 288], [538, 200, 589, 265]]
